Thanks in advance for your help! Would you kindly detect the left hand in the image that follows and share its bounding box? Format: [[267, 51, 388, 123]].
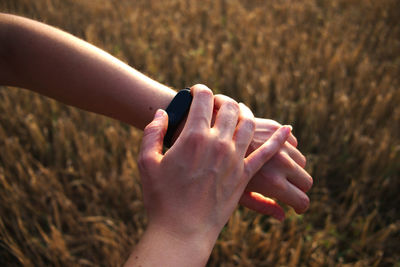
[[214, 95, 313, 221]]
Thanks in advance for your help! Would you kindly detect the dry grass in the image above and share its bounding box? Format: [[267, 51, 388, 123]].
[[0, 0, 399, 266]]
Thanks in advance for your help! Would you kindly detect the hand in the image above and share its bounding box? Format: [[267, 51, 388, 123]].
[[129, 85, 290, 266], [214, 95, 313, 221]]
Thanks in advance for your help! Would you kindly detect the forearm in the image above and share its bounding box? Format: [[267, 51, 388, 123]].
[[0, 13, 175, 129], [0, 14, 312, 220]]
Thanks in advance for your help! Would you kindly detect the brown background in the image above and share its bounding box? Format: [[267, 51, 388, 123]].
[[0, 0, 399, 266]]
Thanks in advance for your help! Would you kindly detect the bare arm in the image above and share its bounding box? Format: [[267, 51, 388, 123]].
[[0, 13, 312, 219], [0, 13, 174, 129]]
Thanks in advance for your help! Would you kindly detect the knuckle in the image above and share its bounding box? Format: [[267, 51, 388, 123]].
[[138, 153, 157, 172], [143, 121, 161, 136], [204, 167, 219, 180], [192, 83, 207, 89], [224, 100, 240, 113], [241, 116, 256, 133], [197, 89, 213, 100], [215, 139, 234, 155], [185, 130, 208, 145], [238, 102, 253, 114], [223, 97, 239, 106], [215, 94, 234, 104], [236, 139, 252, 153], [192, 84, 213, 97]]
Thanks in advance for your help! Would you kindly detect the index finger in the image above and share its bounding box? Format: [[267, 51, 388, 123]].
[[254, 118, 298, 148], [182, 84, 214, 133], [244, 126, 291, 180]]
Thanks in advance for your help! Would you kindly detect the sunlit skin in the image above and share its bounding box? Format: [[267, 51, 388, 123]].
[[125, 85, 292, 266], [0, 13, 312, 220]]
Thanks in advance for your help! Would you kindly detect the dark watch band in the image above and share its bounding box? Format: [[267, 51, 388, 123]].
[[163, 88, 193, 148]]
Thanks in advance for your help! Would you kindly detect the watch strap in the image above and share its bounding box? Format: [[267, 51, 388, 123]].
[[163, 88, 193, 148]]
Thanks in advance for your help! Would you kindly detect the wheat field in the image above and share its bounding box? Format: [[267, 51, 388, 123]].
[[0, 0, 399, 266]]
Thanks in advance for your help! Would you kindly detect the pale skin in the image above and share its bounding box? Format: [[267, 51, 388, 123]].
[[125, 86, 292, 266], [0, 13, 312, 219]]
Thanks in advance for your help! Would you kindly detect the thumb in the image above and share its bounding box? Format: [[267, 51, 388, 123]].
[[140, 109, 168, 159], [244, 126, 291, 180]]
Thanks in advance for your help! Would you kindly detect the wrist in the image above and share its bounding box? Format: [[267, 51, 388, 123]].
[[125, 224, 216, 267]]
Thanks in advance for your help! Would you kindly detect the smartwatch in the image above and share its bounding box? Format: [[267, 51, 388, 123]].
[[163, 88, 193, 148]]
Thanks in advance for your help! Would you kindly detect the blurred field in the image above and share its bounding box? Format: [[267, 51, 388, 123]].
[[0, 0, 399, 266]]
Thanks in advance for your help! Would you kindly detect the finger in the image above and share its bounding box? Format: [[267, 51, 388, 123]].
[[212, 99, 240, 140], [287, 133, 298, 147], [254, 117, 298, 147], [214, 94, 235, 109], [140, 109, 168, 160], [182, 84, 213, 133], [277, 182, 310, 213], [244, 126, 291, 179], [282, 142, 307, 168], [215, 97, 299, 147], [212, 94, 235, 128], [239, 191, 285, 221], [246, 170, 310, 214], [234, 103, 255, 157], [279, 153, 313, 192], [271, 151, 312, 192]]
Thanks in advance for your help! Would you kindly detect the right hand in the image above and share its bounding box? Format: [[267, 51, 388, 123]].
[[137, 85, 290, 245]]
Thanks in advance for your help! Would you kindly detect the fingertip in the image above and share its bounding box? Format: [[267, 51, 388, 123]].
[[294, 194, 310, 214], [190, 84, 213, 96], [278, 125, 292, 143], [155, 108, 167, 118], [282, 125, 292, 134]]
